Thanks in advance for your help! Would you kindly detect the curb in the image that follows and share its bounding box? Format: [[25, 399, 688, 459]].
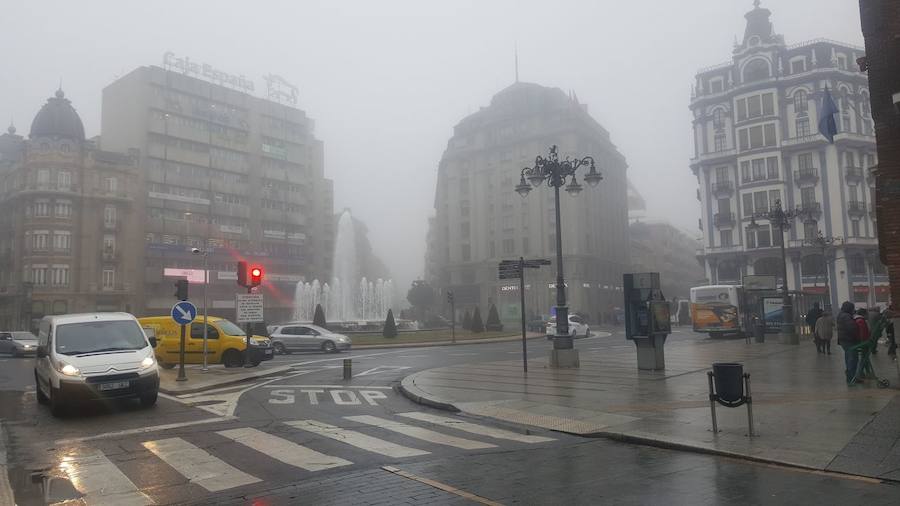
[[0, 423, 14, 506], [397, 371, 460, 412], [158, 364, 297, 395], [351, 333, 549, 350]]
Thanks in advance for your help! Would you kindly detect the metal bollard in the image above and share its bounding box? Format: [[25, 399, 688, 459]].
[[343, 358, 352, 380], [744, 372, 755, 437], [707, 371, 719, 433]]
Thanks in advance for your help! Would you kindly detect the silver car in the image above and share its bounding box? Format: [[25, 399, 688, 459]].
[[267, 324, 352, 354], [0, 331, 39, 357]]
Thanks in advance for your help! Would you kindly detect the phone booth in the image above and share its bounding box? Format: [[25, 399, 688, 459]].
[[624, 272, 670, 370]]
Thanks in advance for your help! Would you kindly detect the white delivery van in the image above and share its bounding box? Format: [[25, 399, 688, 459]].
[[34, 313, 160, 417]]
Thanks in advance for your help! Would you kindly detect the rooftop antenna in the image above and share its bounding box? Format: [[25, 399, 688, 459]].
[[514, 42, 519, 83]]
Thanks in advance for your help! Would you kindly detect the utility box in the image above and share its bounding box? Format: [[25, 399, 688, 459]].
[[624, 272, 670, 371]]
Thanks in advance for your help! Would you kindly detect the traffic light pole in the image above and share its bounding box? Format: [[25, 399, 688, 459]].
[[519, 257, 527, 374], [447, 291, 456, 344], [244, 285, 254, 368]]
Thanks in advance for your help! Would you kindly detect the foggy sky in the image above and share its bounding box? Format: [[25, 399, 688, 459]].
[[0, 0, 864, 293]]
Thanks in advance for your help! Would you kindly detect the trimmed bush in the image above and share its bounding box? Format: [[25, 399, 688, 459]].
[[462, 310, 472, 331], [313, 304, 327, 329], [470, 307, 485, 333], [383, 309, 398, 338], [486, 303, 503, 332]]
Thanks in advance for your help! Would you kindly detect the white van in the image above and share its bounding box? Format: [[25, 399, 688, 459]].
[[34, 313, 160, 417]]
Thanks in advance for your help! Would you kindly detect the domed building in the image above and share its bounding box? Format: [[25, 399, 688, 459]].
[[0, 89, 141, 330]]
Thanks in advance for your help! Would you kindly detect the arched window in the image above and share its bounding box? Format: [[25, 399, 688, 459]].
[[713, 109, 725, 128], [754, 257, 782, 279], [717, 261, 741, 282], [801, 254, 826, 277], [743, 59, 770, 83], [793, 90, 808, 114]]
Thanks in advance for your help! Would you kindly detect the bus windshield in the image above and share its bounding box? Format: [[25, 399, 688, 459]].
[[690, 285, 741, 333]]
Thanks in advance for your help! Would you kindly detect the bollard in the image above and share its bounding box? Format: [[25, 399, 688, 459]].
[[343, 358, 352, 380]]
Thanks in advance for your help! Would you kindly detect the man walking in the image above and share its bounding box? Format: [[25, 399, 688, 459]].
[[806, 302, 824, 349], [836, 301, 859, 384], [814, 309, 834, 355], [884, 303, 898, 359]]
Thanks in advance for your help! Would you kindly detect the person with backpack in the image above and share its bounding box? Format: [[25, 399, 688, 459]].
[[836, 301, 859, 384]]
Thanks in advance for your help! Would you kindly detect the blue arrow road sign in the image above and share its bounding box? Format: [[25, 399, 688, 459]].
[[171, 301, 197, 325]]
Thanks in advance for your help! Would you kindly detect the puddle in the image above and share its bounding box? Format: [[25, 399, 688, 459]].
[[7, 466, 82, 505]]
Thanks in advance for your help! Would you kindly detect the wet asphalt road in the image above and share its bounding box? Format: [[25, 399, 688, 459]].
[[2, 332, 899, 505]]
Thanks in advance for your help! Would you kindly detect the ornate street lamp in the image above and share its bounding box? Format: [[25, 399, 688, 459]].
[[748, 199, 802, 344], [516, 145, 601, 366], [803, 230, 844, 312]]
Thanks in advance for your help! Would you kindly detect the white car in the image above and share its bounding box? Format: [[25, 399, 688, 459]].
[[545, 314, 591, 338], [267, 323, 352, 354], [34, 313, 159, 417]]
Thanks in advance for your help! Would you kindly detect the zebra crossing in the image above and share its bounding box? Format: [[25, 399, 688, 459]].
[[56, 411, 555, 505]]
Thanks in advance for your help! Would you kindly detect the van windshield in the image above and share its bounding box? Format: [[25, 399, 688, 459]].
[[216, 319, 246, 336], [55, 320, 148, 355]]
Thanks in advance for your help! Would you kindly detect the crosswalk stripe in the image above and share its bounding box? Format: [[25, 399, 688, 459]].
[[396, 412, 555, 443], [344, 415, 497, 450], [142, 437, 260, 492], [217, 427, 352, 471], [59, 449, 154, 506], [284, 420, 430, 458]]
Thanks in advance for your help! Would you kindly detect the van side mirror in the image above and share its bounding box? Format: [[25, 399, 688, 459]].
[[148, 336, 158, 348], [36, 346, 47, 358]]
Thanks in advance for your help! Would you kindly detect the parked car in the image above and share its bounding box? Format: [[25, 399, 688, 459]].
[[0, 331, 39, 357], [138, 316, 273, 368], [34, 313, 160, 417], [267, 323, 352, 354], [526, 320, 547, 333], [545, 314, 591, 338]]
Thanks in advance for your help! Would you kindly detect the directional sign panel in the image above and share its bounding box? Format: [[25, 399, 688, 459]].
[[171, 301, 198, 325], [236, 293, 264, 323]]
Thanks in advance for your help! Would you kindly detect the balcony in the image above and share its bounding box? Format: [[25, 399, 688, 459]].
[[712, 180, 734, 196], [847, 200, 867, 216], [714, 212, 735, 228], [102, 249, 118, 262], [799, 201, 822, 216], [845, 166, 864, 182], [793, 167, 819, 185], [690, 148, 738, 166]]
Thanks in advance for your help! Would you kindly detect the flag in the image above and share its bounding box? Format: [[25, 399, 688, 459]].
[[818, 86, 839, 143]]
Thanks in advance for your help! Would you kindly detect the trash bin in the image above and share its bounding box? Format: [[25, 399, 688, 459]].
[[754, 322, 765, 343], [712, 362, 744, 404]]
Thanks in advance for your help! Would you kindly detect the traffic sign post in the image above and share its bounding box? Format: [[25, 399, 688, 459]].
[[171, 301, 197, 382], [498, 258, 550, 373]]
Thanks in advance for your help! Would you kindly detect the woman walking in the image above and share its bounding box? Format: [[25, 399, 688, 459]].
[[814, 309, 834, 355]]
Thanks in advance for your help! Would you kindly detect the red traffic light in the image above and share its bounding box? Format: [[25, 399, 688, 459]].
[[250, 266, 263, 287]]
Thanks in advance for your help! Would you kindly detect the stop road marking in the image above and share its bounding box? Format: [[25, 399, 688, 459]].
[[269, 388, 388, 406]]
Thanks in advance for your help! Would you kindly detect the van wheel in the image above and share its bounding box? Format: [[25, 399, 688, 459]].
[[140, 391, 158, 408], [49, 387, 66, 418], [321, 341, 336, 353], [273, 342, 288, 355], [159, 362, 176, 370], [222, 349, 243, 368], [35, 373, 48, 405]]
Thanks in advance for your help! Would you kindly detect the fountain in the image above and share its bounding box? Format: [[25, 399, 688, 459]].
[[292, 209, 394, 325]]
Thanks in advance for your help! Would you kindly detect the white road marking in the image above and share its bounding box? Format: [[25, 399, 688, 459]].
[[284, 420, 429, 458], [217, 428, 351, 472], [354, 366, 411, 377], [448, 353, 478, 357], [345, 415, 496, 450], [54, 417, 235, 445], [59, 449, 153, 506], [262, 385, 393, 390], [142, 437, 260, 492], [396, 355, 428, 358], [397, 412, 555, 443], [330, 390, 361, 405]]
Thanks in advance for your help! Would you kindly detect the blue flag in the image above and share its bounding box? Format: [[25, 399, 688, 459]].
[[818, 86, 839, 143]]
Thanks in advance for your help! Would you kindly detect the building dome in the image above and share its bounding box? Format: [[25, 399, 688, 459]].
[[29, 89, 85, 141]]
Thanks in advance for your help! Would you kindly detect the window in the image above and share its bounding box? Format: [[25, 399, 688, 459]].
[[742, 193, 753, 215], [103, 235, 116, 254], [459, 178, 470, 196], [849, 255, 866, 275], [766, 157, 779, 179], [522, 237, 530, 255], [102, 269, 115, 290], [104, 177, 118, 193], [57, 171, 71, 189], [710, 79, 724, 94], [52, 231, 71, 252], [738, 124, 777, 151], [713, 109, 725, 128], [34, 200, 50, 217], [460, 222, 470, 238], [796, 118, 810, 137], [768, 190, 781, 208], [55, 200, 72, 217], [836, 54, 848, 70], [104, 206, 116, 228], [850, 220, 861, 238], [740, 161, 751, 183], [803, 220, 818, 240], [798, 153, 815, 171], [715, 167, 729, 182], [800, 187, 817, 209], [754, 192, 769, 213], [720, 229, 732, 246], [790, 59, 806, 74], [460, 244, 470, 262], [32, 231, 49, 250], [502, 238, 515, 255], [793, 90, 808, 113], [31, 266, 48, 285], [717, 198, 730, 213], [848, 184, 859, 202], [37, 169, 50, 184], [757, 225, 772, 248], [743, 60, 770, 82], [745, 226, 756, 249], [751, 159, 766, 180], [51, 265, 69, 287], [736, 93, 774, 121], [845, 151, 857, 168], [714, 134, 727, 152]]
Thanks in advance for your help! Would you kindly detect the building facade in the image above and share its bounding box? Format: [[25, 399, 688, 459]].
[[629, 219, 705, 303], [101, 65, 334, 322], [859, 0, 900, 307], [692, 2, 889, 310], [0, 90, 142, 330], [430, 82, 630, 324]]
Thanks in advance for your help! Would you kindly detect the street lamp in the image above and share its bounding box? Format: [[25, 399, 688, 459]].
[[748, 199, 802, 344], [191, 247, 210, 372], [803, 231, 843, 311], [515, 145, 602, 367]]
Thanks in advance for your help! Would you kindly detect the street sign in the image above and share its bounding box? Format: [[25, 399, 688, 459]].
[[236, 293, 264, 323], [171, 301, 197, 325]]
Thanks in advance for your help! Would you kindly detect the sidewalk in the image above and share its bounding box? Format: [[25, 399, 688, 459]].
[[400, 338, 900, 481], [158, 363, 299, 395]]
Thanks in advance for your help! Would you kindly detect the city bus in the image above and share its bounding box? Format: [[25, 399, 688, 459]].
[[689, 285, 747, 338]]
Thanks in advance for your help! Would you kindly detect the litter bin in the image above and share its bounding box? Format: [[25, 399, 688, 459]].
[[754, 321, 765, 343], [712, 362, 744, 404]]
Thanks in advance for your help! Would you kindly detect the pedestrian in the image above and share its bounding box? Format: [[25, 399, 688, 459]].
[[884, 303, 898, 359], [856, 308, 872, 355], [814, 309, 834, 355], [869, 306, 881, 354], [806, 302, 823, 339], [836, 301, 859, 384]]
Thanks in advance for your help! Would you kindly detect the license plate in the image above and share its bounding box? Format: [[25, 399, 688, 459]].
[[98, 381, 130, 391], [264, 349, 273, 356]]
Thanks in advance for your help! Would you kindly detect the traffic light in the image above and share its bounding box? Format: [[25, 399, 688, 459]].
[[237, 260, 248, 288], [447, 291, 454, 304], [250, 266, 263, 287], [174, 279, 189, 300]]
